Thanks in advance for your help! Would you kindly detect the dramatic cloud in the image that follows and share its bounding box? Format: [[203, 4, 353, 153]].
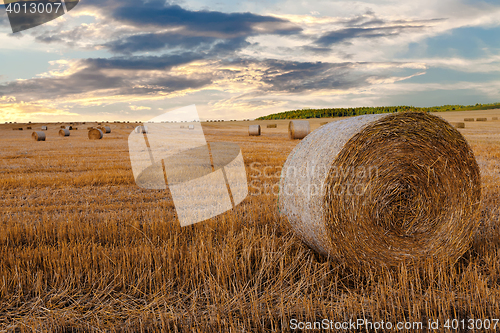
[[1, 0, 500, 122]]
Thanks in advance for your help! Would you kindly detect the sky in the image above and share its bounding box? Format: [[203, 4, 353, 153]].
[[0, 0, 499, 122]]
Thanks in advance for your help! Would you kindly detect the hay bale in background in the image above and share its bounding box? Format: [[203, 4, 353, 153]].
[[88, 128, 103, 140], [288, 120, 310, 139], [249, 125, 261, 136], [476, 118, 487, 122], [464, 118, 475, 122], [134, 126, 148, 134], [451, 122, 465, 129], [41, 126, 48, 131], [60, 125, 66, 128], [59, 129, 70, 137], [267, 124, 277, 128], [188, 125, 195, 130], [32, 131, 46, 141], [493, 117, 498, 120], [27, 126, 32, 130], [279, 112, 481, 269], [98, 126, 111, 134]]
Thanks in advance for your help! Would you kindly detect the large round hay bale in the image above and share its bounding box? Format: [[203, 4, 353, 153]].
[[32, 131, 46, 141], [451, 122, 465, 129], [267, 124, 277, 128], [476, 118, 487, 122], [249, 125, 261, 136], [88, 128, 103, 140], [279, 112, 481, 269], [288, 120, 310, 139], [464, 118, 475, 122], [59, 129, 70, 137]]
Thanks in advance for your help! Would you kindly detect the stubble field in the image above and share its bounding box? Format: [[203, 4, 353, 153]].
[[0, 110, 499, 332]]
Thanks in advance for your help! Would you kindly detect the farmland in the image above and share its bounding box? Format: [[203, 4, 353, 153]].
[[0, 109, 499, 331]]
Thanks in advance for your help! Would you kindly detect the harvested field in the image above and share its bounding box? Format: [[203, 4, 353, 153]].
[[0, 110, 499, 331]]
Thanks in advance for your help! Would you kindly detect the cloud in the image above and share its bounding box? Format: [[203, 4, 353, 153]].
[[129, 105, 151, 110], [315, 25, 428, 47], [109, 3, 301, 36]]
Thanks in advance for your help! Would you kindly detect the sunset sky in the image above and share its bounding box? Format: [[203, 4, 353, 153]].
[[0, 0, 499, 122]]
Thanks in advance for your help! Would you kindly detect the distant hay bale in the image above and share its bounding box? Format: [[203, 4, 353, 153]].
[[41, 126, 48, 131], [249, 125, 261, 136], [98, 126, 111, 133], [134, 126, 148, 134], [267, 124, 277, 128], [464, 118, 475, 122], [27, 126, 32, 130], [451, 122, 465, 129], [288, 120, 310, 139], [88, 128, 104, 140], [279, 112, 481, 269], [60, 125, 66, 128], [493, 117, 498, 120], [188, 125, 195, 130], [59, 129, 70, 137], [32, 131, 46, 141], [476, 118, 487, 121]]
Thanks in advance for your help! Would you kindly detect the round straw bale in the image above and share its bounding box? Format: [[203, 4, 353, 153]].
[[27, 126, 32, 130], [451, 122, 465, 129], [32, 131, 46, 141], [476, 118, 487, 122], [98, 126, 111, 133], [88, 128, 103, 140], [493, 117, 498, 120], [135, 126, 148, 134], [59, 129, 70, 137], [464, 118, 475, 122], [288, 120, 310, 139], [41, 126, 48, 131], [267, 124, 277, 128], [188, 124, 195, 130], [249, 125, 261, 136], [279, 112, 481, 269]]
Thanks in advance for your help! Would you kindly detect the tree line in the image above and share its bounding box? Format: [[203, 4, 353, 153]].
[[257, 103, 500, 120]]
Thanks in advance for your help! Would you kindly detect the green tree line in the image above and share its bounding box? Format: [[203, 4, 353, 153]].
[[256, 102, 500, 120]]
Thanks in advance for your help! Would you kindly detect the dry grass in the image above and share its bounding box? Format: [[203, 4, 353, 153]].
[[0, 112, 499, 332]]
